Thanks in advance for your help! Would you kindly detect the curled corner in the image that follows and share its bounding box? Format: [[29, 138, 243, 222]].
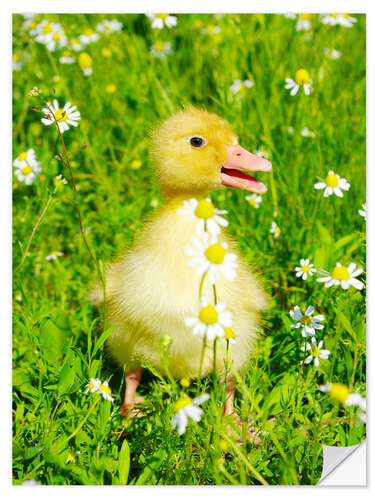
[[318, 441, 366, 485]]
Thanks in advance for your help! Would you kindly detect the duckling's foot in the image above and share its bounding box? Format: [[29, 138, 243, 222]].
[[221, 375, 261, 446], [119, 367, 144, 418], [224, 413, 262, 446]]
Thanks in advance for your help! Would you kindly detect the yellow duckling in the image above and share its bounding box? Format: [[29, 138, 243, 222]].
[[90, 107, 271, 421]]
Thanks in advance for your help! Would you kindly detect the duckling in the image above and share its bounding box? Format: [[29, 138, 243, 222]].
[[90, 107, 271, 427]]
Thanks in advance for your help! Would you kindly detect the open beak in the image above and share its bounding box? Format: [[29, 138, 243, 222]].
[[221, 145, 272, 193]]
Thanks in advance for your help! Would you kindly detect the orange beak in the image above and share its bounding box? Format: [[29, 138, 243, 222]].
[[221, 145, 272, 193]]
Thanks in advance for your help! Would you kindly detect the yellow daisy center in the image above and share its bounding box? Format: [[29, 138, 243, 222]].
[[329, 383, 350, 403], [274, 226, 280, 235], [88, 381, 95, 390], [180, 378, 190, 388], [207, 24, 216, 33], [300, 14, 311, 20], [195, 200, 215, 219], [301, 265, 311, 273], [18, 152, 28, 161], [78, 53, 93, 69], [29, 21, 37, 29], [105, 25, 111, 31], [54, 109, 68, 122], [310, 345, 321, 357], [175, 396, 192, 412], [83, 28, 94, 36], [155, 14, 169, 20], [325, 173, 339, 187], [21, 165, 33, 176], [194, 20, 203, 29], [13, 54, 21, 61], [67, 451, 75, 462], [43, 23, 53, 34], [52, 32, 61, 41], [72, 38, 81, 45], [330, 14, 339, 18], [300, 315, 313, 326], [331, 266, 350, 281], [342, 14, 349, 19], [295, 69, 311, 85], [62, 50, 72, 57], [224, 327, 235, 340], [249, 198, 257, 206], [204, 243, 226, 265], [199, 305, 218, 325], [154, 40, 166, 52], [99, 383, 112, 395]]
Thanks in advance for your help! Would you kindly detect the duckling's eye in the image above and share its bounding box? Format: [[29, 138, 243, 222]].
[[189, 136, 206, 148]]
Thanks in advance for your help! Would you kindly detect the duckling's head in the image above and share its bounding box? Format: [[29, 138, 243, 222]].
[[151, 107, 271, 197]]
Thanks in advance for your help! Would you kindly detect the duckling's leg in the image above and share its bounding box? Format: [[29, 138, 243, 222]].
[[119, 367, 144, 417], [221, 374, 261, 446]]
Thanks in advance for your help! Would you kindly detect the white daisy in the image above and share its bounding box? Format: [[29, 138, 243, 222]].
[[320, 14, 339, 26], [96, 19, 123, 33], [324, 48, 341, 59], [358, 203, 366, 220], [201, 24, 221, 35], [301, 127, 316, 138], [41, 99, 81, 133], [185, 233, 238, 284], [172, 393, 209, 435], [290, 305, 325, 337], [270, 221, 280, 238], [222, 327, 236, 345], [285, 69, 312, 96], [314, 170, 350, 198], [78, 53, 93, 76], [13, 149, 41, 185], [320, 383, 366, 410], [255, 147, 269, 159], [336, 14, 357, 28], [45, 251, 63, 261], [295, 258, 316, 280], [59, 50, 75, 64], [317, 262, 364, 290], [13, 54, 23, 71], [301, 338, 330, 366], [178, 198, 228, 237], [97, 381, 114, 402], [34, 21, 67, 51], [85, 378, 101, 394], [78, 28, 100, 45], [245, 194, 262, 208], [70, 38, 84, 51], [229, 79, 254, 94], [146, 13, 177, 29], [150, 41, 173, 58], [185, 297, 232, 341], [284, 13, 297, 19], [296, 14, 312, 31]]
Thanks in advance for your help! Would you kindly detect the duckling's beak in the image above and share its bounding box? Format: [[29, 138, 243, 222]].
[[221, 145, 272, 194]]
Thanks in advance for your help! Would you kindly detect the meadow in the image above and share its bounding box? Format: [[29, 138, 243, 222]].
[[12, 13, 366, 485]]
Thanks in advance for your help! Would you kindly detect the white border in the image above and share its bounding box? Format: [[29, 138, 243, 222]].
[[3, 1, 373, 498]]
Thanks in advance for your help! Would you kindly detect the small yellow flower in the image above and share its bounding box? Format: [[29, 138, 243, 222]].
[[218, 439, 229, 451], [102, 47, 112, 58], [180, 378, 190, 388], [106, 84, 116, 94], [130, 159, 142, 170]]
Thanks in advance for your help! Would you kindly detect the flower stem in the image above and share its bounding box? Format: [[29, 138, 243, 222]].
[[198, 271, 207, 301], [198, 334, 207, 379]]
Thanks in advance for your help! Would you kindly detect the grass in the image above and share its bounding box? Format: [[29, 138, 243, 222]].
[[12, 13, 366, 485]]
